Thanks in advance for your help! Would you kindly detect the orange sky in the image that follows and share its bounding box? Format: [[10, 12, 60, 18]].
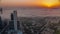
[[0, 0, 60, 8]]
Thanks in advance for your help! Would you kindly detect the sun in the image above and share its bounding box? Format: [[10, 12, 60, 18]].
[[41, 0, 59, 7]]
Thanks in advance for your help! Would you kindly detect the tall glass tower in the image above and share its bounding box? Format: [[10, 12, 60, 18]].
[[7, 10, 23, 34]]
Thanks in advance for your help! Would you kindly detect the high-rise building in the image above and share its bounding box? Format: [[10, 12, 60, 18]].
[[0, 8, 2, 14], [13, 10, 18, 31], [7, 10, 23, 34], [0, 16, 2, 32], [0, 16, 2, 26], [11, 13, 14, 20], [0, 16, 2, 25]]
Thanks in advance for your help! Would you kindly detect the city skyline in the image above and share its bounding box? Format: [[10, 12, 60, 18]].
[[0, 8, 60, 19], [0, 0, 60, 34]]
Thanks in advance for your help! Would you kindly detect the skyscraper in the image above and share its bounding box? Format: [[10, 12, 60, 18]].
[[11, 13, 14, 20], [0, 16, 2, 32], [13, 10, 18, 31], [7, 10, 23, 34], [0, 8, 2, 14]]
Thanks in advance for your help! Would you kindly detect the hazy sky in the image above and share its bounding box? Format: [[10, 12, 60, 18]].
[[0, 0, 60, 8], [0, 0, 60, 19], [1, 9, 60, 19]]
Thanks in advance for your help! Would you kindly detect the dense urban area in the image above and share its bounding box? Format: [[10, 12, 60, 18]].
[[0, 8, 60, 34]]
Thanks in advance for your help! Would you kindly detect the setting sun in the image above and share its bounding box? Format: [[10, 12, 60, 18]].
[[0, 0, 60, 8], [41, 0, 60, 7]]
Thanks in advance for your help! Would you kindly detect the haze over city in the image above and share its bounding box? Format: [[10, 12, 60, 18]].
[[0, 0, 60, 34], [0, 0, 60, 8], [0, 0, 60, 19]]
